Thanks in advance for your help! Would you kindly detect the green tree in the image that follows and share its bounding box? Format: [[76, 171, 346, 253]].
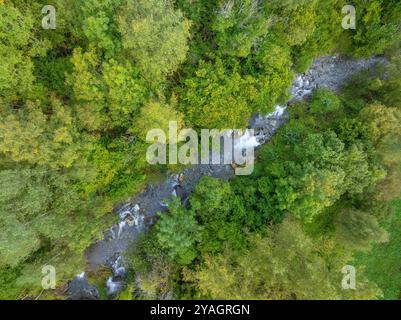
[[0, 97, 81, 168], [180, 58, 259, 129], [350, 0, 401, 57], [211, 0, 270, 57], [79, 0, 123, 56], [130, 98, 184, 141], [310, 89, 341, 114], [335, 208, 389, 251], [0, 3, 48, 101], [67, 48, 148, 131], [118, 0, 191, 84], [155, 198, 201, 265], [359, 104, 401, 145], [268, 1, 317, 47], [379, 55, 401, 109], [189, 217, 381, 299], [190, 177, 246, 255]]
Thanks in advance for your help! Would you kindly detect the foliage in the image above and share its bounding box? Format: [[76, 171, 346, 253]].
[[188, 217, 381, 300], [348, 0, 401, 57], [211, 0, 270, 58], [334, 208, 388, 252], [155, 198, 201, 265], [310, 89, 342, 114], [355, 200, 401, 299], [180, 58, 259, 129], [0, 0, 400, 300], [190, 177, 247, 255], [118, 0, 191, 84]]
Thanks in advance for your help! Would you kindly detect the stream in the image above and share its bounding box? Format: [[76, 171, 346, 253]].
[[67, 55, 386, 300]]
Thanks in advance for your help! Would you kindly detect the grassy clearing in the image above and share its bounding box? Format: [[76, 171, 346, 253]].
[[355, 199, 401, 300]]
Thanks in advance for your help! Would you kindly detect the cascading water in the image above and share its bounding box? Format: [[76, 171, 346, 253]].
[[106, 277, 122, 296], [77, 272, 85, 279], [234, 129, 261, 150], [112, 256, 126, 277]]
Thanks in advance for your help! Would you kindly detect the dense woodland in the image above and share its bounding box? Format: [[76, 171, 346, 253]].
[[0, 0, 401, 299]]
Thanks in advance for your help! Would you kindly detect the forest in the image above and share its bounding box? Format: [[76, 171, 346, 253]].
[[0, 0, 401, 300]]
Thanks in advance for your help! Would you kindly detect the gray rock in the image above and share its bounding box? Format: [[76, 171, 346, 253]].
[[68, 276, 99, 300]]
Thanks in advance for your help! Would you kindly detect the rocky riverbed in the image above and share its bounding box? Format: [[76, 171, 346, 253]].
[[68, 55, 386, 299]]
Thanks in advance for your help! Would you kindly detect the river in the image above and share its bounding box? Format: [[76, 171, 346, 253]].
[[67, 55, 386, 299]]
